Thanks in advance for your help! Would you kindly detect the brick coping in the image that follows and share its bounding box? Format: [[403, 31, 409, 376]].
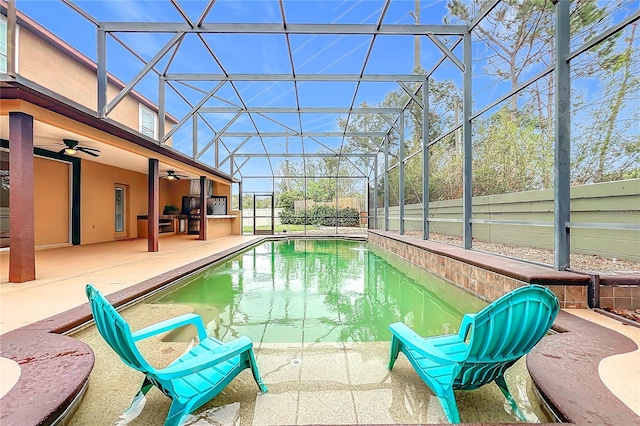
[[369, 229, 591, 286], [1, 234, 638, 425]]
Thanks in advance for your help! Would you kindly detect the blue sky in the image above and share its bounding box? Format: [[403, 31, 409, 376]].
[[13, 1, 638, 189], [14, 0, 465, 182]]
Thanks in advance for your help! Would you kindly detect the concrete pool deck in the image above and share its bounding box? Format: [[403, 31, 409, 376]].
[[0, 234, 638, 425]]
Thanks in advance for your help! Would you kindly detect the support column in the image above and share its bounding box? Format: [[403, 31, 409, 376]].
[[373, 156, 378, 229], [199, 176, 208, 240], [384, 136, 389, 231], [158, 77, 166, 143], [9, 112, 36, 283], [554, 0, 571, 270], [97, 28, 107, 117], [462, 31, 473, 249], [422, 78, 430, 240], [148, 159, 159, 252], [399, 110, 405, 235]]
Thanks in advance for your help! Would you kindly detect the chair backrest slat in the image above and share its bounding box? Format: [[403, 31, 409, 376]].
[[86, 285, 152, 373], [456, 285, 558, 388]]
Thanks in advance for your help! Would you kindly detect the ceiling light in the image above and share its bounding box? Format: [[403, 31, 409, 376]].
[[64, 148, 77, 155], [166, 174, 176, 180]]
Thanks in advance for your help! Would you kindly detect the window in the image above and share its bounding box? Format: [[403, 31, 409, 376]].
[[0, 16, 8, 73], [139, 104, 157, 139], [115, 187, 125, 233]]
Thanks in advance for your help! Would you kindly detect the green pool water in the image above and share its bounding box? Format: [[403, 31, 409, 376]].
[[151, 239, 487, 344]]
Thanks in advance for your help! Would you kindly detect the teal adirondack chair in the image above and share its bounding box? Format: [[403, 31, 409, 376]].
[[388, 284, 559, 424], [85, 284, 268, 426]]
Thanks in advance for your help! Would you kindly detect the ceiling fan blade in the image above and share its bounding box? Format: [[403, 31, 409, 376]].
[[58, 148, 67, 155], [80, 146, 100, 152], [78, 147, 100, 157]]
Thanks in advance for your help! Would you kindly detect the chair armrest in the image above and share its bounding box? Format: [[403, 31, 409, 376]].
[[457, 313, 476, 341], [156, 336, 254, 380], [389, 322, 457, 365], [132, 313, 207, 342]]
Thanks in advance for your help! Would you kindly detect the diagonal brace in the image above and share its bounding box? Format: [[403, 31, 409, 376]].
[[426, 33, 464, 72], [196, 112, 242, 160], [397, 81, 424, 108], [163, 80, 226, 142], [106, 32, 184, 116]]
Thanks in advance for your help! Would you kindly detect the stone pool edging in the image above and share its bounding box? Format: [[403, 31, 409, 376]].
[[1, 233, 638, 425], [529, 310, 639, 425]]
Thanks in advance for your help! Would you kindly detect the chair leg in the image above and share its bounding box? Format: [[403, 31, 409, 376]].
[[164, 399, 189, 426], [248, 349, 268, 393], [495, 375, 526, 421], [433, 386, 460, 423], [388, 335, 401, 370], [435, 385, 461, 424], [117, 377, 153, 424]]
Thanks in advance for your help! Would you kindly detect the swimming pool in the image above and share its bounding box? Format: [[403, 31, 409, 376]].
[[150, 239, 487, 345], [71, 239, 554, 425]]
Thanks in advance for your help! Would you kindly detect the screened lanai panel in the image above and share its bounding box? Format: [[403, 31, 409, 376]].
[[471, 37, 553, 113], [336, 178, 367, 234], [205, 82, 244, 108], [297, 81, 359, 107], [470, 94, 554, 264], [233, 81, 299, 109], [383, 0, 452, 25], [283, 1, 381, 24], [404, 153, 423, 230], [200, 34, 291, 74], [205, 1, 281, 23], [272, 158, 304, 177], [428, 133, 462, 246], [365, 36, 418, 74], [569, 1, 638, 50], [168, 119, 194, 158], [337, 159, 367, 180], [569, 23, 639, 185], [236, 157, 274, 182], [427, 73, 462, 142], [299, 138, 343, 156], [164, 81, 232, 119], [289, 34, 372, 74], [274, 177, 306, 235], [262, 139, 305, 156], [471, 87, 554, 199], [300, 114, 342, 133], [352, 82, 403, 106], [568, 22, 639, 271], [66, 0, 183, 21]]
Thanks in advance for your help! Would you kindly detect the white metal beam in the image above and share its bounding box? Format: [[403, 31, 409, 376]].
[[100, 22, 468, 35], [165, 73, 427, 82]]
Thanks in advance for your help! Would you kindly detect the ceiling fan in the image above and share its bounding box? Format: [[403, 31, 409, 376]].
[[162, 170, 189, 181], [59, 139, 101, 157]]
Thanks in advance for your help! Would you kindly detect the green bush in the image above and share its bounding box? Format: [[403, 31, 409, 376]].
[[280, 205, 360, 226]]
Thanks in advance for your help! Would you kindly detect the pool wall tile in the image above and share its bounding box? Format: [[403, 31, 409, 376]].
[[598, 284, 640, 310], [368, 230, 590, 308]]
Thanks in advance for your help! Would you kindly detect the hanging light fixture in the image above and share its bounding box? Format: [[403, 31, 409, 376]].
[[64, 147, 78, 155]]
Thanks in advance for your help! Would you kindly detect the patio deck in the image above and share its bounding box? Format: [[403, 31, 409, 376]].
[[0, 234, 638, 425]]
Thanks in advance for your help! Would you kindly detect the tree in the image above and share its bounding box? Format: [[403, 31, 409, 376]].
[[571, 22, 639, 184]]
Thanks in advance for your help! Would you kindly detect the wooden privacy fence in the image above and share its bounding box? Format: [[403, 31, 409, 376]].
[[380, 179, 639, 262]]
